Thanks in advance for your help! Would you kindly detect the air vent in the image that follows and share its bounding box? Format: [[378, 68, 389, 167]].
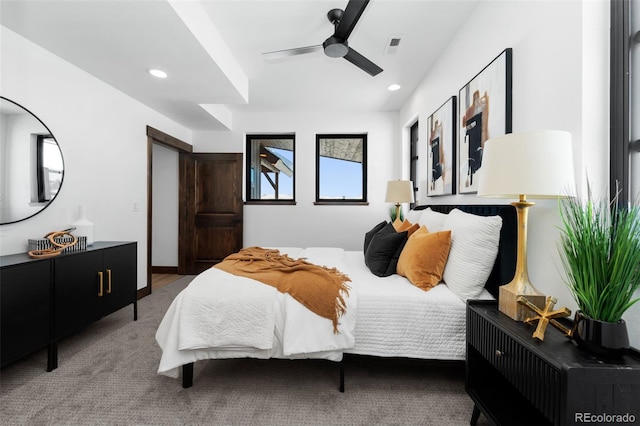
[[385, 36, 403, 54]]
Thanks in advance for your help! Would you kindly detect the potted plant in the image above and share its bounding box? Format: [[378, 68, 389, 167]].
[[389, 206, 405, 222], [558, 184, 640, 356]]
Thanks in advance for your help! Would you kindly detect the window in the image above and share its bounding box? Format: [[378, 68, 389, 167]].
[[34, 134, 63, 203], [315, 134, 367, 204], [245, 134, 295, 203], [409, 121, 419, 208], [631, 1, 639, 203], [610, 0, 638, 204]]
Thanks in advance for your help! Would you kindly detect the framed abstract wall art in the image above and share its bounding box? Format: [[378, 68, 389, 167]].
[[457, 48, 512, 194], [427, 96, 456, 196]]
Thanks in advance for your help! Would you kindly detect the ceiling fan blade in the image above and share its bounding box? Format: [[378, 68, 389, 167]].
[[262, 45, 322, 60], [334, 0, 369, 40], [344, 47, 382, 76]]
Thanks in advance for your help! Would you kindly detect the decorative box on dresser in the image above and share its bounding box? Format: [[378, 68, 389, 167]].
[[0, 242, 137, 371], [466, 300, 640, 426]]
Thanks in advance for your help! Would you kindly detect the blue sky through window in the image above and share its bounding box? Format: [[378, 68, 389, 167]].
[[319, 157, 362, 199], [260, 147, 362, 199]]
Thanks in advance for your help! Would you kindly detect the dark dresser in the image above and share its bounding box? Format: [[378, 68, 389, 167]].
[[1, 241, 137, 371], [466, 300, 640, 426]]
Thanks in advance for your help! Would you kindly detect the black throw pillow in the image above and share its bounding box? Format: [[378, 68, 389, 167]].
[[364, 220, 388, 253], [364, 230, 408, 277]]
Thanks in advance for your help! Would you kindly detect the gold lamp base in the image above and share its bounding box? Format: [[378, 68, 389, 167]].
[[498, 197, 547, 321], [499, 282, 546, 322]]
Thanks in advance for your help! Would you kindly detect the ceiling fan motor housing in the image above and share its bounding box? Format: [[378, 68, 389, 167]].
[[323, 37, 349, 58], [324, 8, 348, 58]]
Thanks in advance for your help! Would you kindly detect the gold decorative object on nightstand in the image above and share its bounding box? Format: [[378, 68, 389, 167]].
[[517, 295, 572, 340]]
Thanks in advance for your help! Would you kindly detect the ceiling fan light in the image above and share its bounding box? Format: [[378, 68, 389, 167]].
[[323, 37, 349, 58]]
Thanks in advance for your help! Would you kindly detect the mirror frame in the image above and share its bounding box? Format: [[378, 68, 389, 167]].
[[0, 96, 65, 225]]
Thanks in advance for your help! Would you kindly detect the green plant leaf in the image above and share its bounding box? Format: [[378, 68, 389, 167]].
[[558, 183, 640, 322]]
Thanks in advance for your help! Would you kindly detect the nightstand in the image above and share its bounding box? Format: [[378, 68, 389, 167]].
[[466, 300, 640, 426]]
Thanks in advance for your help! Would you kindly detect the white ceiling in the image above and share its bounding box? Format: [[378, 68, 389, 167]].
[[1, 0, 479, 131]]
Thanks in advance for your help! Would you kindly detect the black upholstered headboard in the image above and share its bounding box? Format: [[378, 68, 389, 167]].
[[415, 204, 517, 300]]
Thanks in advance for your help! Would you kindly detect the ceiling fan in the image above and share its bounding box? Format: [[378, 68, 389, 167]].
[[262, 0, 383, 77]]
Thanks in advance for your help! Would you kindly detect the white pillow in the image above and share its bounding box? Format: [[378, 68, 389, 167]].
[[404, 209, 422, 224], [442, 209, 503, 301], [418, 207, 448, 232]]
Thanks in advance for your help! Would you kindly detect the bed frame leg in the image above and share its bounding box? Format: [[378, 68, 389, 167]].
[[339, 359, 345, 393], [182, 363, 194, 388]]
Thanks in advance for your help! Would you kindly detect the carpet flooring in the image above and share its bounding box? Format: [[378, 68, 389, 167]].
[[0, 275, 488, 425]]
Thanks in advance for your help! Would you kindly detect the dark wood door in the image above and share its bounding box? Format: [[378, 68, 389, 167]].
[[179, 153, 243, 275]]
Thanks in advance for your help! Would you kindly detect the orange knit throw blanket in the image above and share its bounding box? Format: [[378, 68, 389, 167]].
[[214, 247, 351, 333]]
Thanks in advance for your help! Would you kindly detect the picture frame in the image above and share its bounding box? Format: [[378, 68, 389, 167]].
[[457, 48, 512, 194], [427, 96, 456, 196]]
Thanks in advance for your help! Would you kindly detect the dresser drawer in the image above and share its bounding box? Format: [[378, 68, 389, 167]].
[[468, 307, 562, 424]]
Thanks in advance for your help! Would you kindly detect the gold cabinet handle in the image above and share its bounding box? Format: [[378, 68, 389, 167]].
[[107, 269, 112, 294], [98, 271, 104, 297]]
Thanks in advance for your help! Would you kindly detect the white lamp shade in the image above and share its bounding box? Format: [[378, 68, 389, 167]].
[[477, 130, 575, 199], [385, 180, 414, 203]]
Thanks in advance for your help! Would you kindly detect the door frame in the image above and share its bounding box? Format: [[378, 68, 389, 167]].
[[139, 126, 192, 299]]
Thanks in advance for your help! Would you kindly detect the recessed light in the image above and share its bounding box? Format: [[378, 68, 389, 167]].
[[149, 69, 168, 79], [387, 84, 401, 91]]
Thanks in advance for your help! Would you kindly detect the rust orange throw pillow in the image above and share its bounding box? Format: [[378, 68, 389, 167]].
[[397, 227, 452, 291], [392, 218, 420, 237]]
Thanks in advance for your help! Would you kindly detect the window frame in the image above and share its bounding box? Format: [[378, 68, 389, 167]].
[[35, 134, 62, 203], [409, 121, 419, 209], [245, 134, 296, 205], [610, 0, 630, 204], [314, 133, 368, 205], [610, 0, 639, 204], [630, 1, 640, 203]]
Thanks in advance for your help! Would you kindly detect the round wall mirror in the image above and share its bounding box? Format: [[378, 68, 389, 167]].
[[0, 96, 65, 225]]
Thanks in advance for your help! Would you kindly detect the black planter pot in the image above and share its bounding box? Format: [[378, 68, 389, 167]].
[[572, 311, 630, 357]]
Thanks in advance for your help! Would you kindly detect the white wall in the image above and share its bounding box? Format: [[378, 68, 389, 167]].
[[192, 110, 399, 250], [0, 26, 192, 290], [397, 0, 640, 347], [400, 0, 587, 204]]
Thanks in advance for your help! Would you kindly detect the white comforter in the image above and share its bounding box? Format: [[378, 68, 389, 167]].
[[344, 251, 493, 360], [156, 247, 357, 378], [156, 246, 495, 379]]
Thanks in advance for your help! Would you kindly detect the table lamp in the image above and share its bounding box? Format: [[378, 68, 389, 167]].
[[478, 130, 575, 321], [385, 180, 414, 221]]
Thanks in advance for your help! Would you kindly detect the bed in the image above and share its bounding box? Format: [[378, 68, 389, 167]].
[[156, 204, 517, 389]]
